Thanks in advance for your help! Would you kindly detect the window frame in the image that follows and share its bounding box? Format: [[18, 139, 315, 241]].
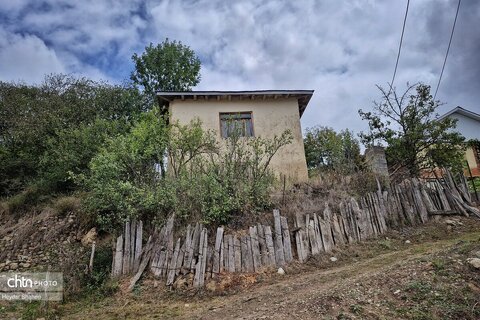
[[219, 111, 254, 138]]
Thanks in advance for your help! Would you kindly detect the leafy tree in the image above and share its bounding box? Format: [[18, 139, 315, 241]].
[[131, 39, 201, 97], [0, 74, 146, 196], [358, 83, 465, 178], [304, 126, 363, 174]]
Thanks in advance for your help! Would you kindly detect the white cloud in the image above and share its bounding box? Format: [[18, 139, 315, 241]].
[[0, 31, 65, 84], [0, 0, 478, 136]]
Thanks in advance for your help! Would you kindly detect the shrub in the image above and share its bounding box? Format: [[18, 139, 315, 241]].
[[81, 110, 292, 231], [52, 196, 81, 216]]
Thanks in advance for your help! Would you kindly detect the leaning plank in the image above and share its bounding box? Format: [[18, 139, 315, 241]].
[[234, 235, 241, 272], [223, 236, 229, 272], [249, 226, 262, 271], [129, 221, 136, 272], [182, 224, 192, 272], [280, 216, 293, 263], [264, 226, 276, 267], [189, 223, 202, 271], [128, 235, 153, 291], [308, 219, 320, 255], [412, 179, 429, 223], [227, 235, 235, 273], [320, 205, 334, 252], [112, 235, 123, 277], [273, 210, 285, 267], [313, 213, 323, 251], [175, 241, 185, 276], [331, 213, 346, 246], [160, 217, 175, 278], [193, 229, 208, 287], [212, 227, 224, 275], [205, 246, 213, 280], [294, 213, 307, 263], [339, 204, 353, 244], [123, 221, 131, 275], [150, 226, 166, 277], [246, 236, 255, 272], [257, 224, 268, 266], [134, 221, 143, 272], [304, 214, 311, 256], [167, 238, 181, 286], [240, 236, 248, 273]]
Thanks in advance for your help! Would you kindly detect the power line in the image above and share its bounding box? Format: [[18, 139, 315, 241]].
[[389, 0, 410, 94], [433, 0, 461, 101]]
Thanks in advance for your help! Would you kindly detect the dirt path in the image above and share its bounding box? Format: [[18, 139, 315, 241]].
[[180, 231, 480, 320], [62, 225, 480, 320]]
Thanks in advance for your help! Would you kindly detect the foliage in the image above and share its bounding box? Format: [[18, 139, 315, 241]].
[[0, 74, 148, 197], [80, 107, 169, 230], [304, 126, 364, 174], [358, 83, 465, 178], [82, 113, 292, 231], [131, 39, 201, 97]]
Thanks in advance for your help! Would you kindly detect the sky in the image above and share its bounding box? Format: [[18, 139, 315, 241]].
[[1, 0, 479, 136]]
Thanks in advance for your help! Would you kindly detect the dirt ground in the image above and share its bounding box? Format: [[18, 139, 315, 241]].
[[3, 216, 480, 319]]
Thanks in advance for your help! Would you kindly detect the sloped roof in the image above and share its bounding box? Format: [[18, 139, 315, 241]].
[[439, 106, 480, 122], [156, 90, 314, 118]]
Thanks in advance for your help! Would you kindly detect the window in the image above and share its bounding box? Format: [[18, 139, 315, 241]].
[[220, 112, 254, 138]]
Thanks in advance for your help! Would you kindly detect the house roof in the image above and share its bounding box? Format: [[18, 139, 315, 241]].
[[156, 90, 314, 118], [439, 106, 480, 122]]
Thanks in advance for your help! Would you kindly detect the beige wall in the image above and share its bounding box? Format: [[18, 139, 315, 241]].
[[168, 97, 308, 182]]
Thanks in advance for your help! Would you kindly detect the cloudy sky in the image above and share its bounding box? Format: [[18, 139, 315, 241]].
[[1, 0, 479, 135]]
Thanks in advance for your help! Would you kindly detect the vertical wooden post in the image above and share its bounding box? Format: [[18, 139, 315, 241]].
[[273, 210, 285, 267]]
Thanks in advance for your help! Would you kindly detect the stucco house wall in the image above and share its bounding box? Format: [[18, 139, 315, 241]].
[[441, 107, 480, 175], [168, 97, 309, 182]]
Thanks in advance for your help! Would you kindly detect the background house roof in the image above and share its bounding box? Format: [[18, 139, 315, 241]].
[[157, 90, 314, 118], [439, 106, 480, 122]]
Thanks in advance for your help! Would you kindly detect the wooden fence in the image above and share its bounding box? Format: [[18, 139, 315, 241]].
[[112, 175, 480, 289]]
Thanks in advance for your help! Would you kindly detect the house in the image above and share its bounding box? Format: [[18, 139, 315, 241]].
[[439, 106, 480, 177], [157, 90, 314, 182]]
